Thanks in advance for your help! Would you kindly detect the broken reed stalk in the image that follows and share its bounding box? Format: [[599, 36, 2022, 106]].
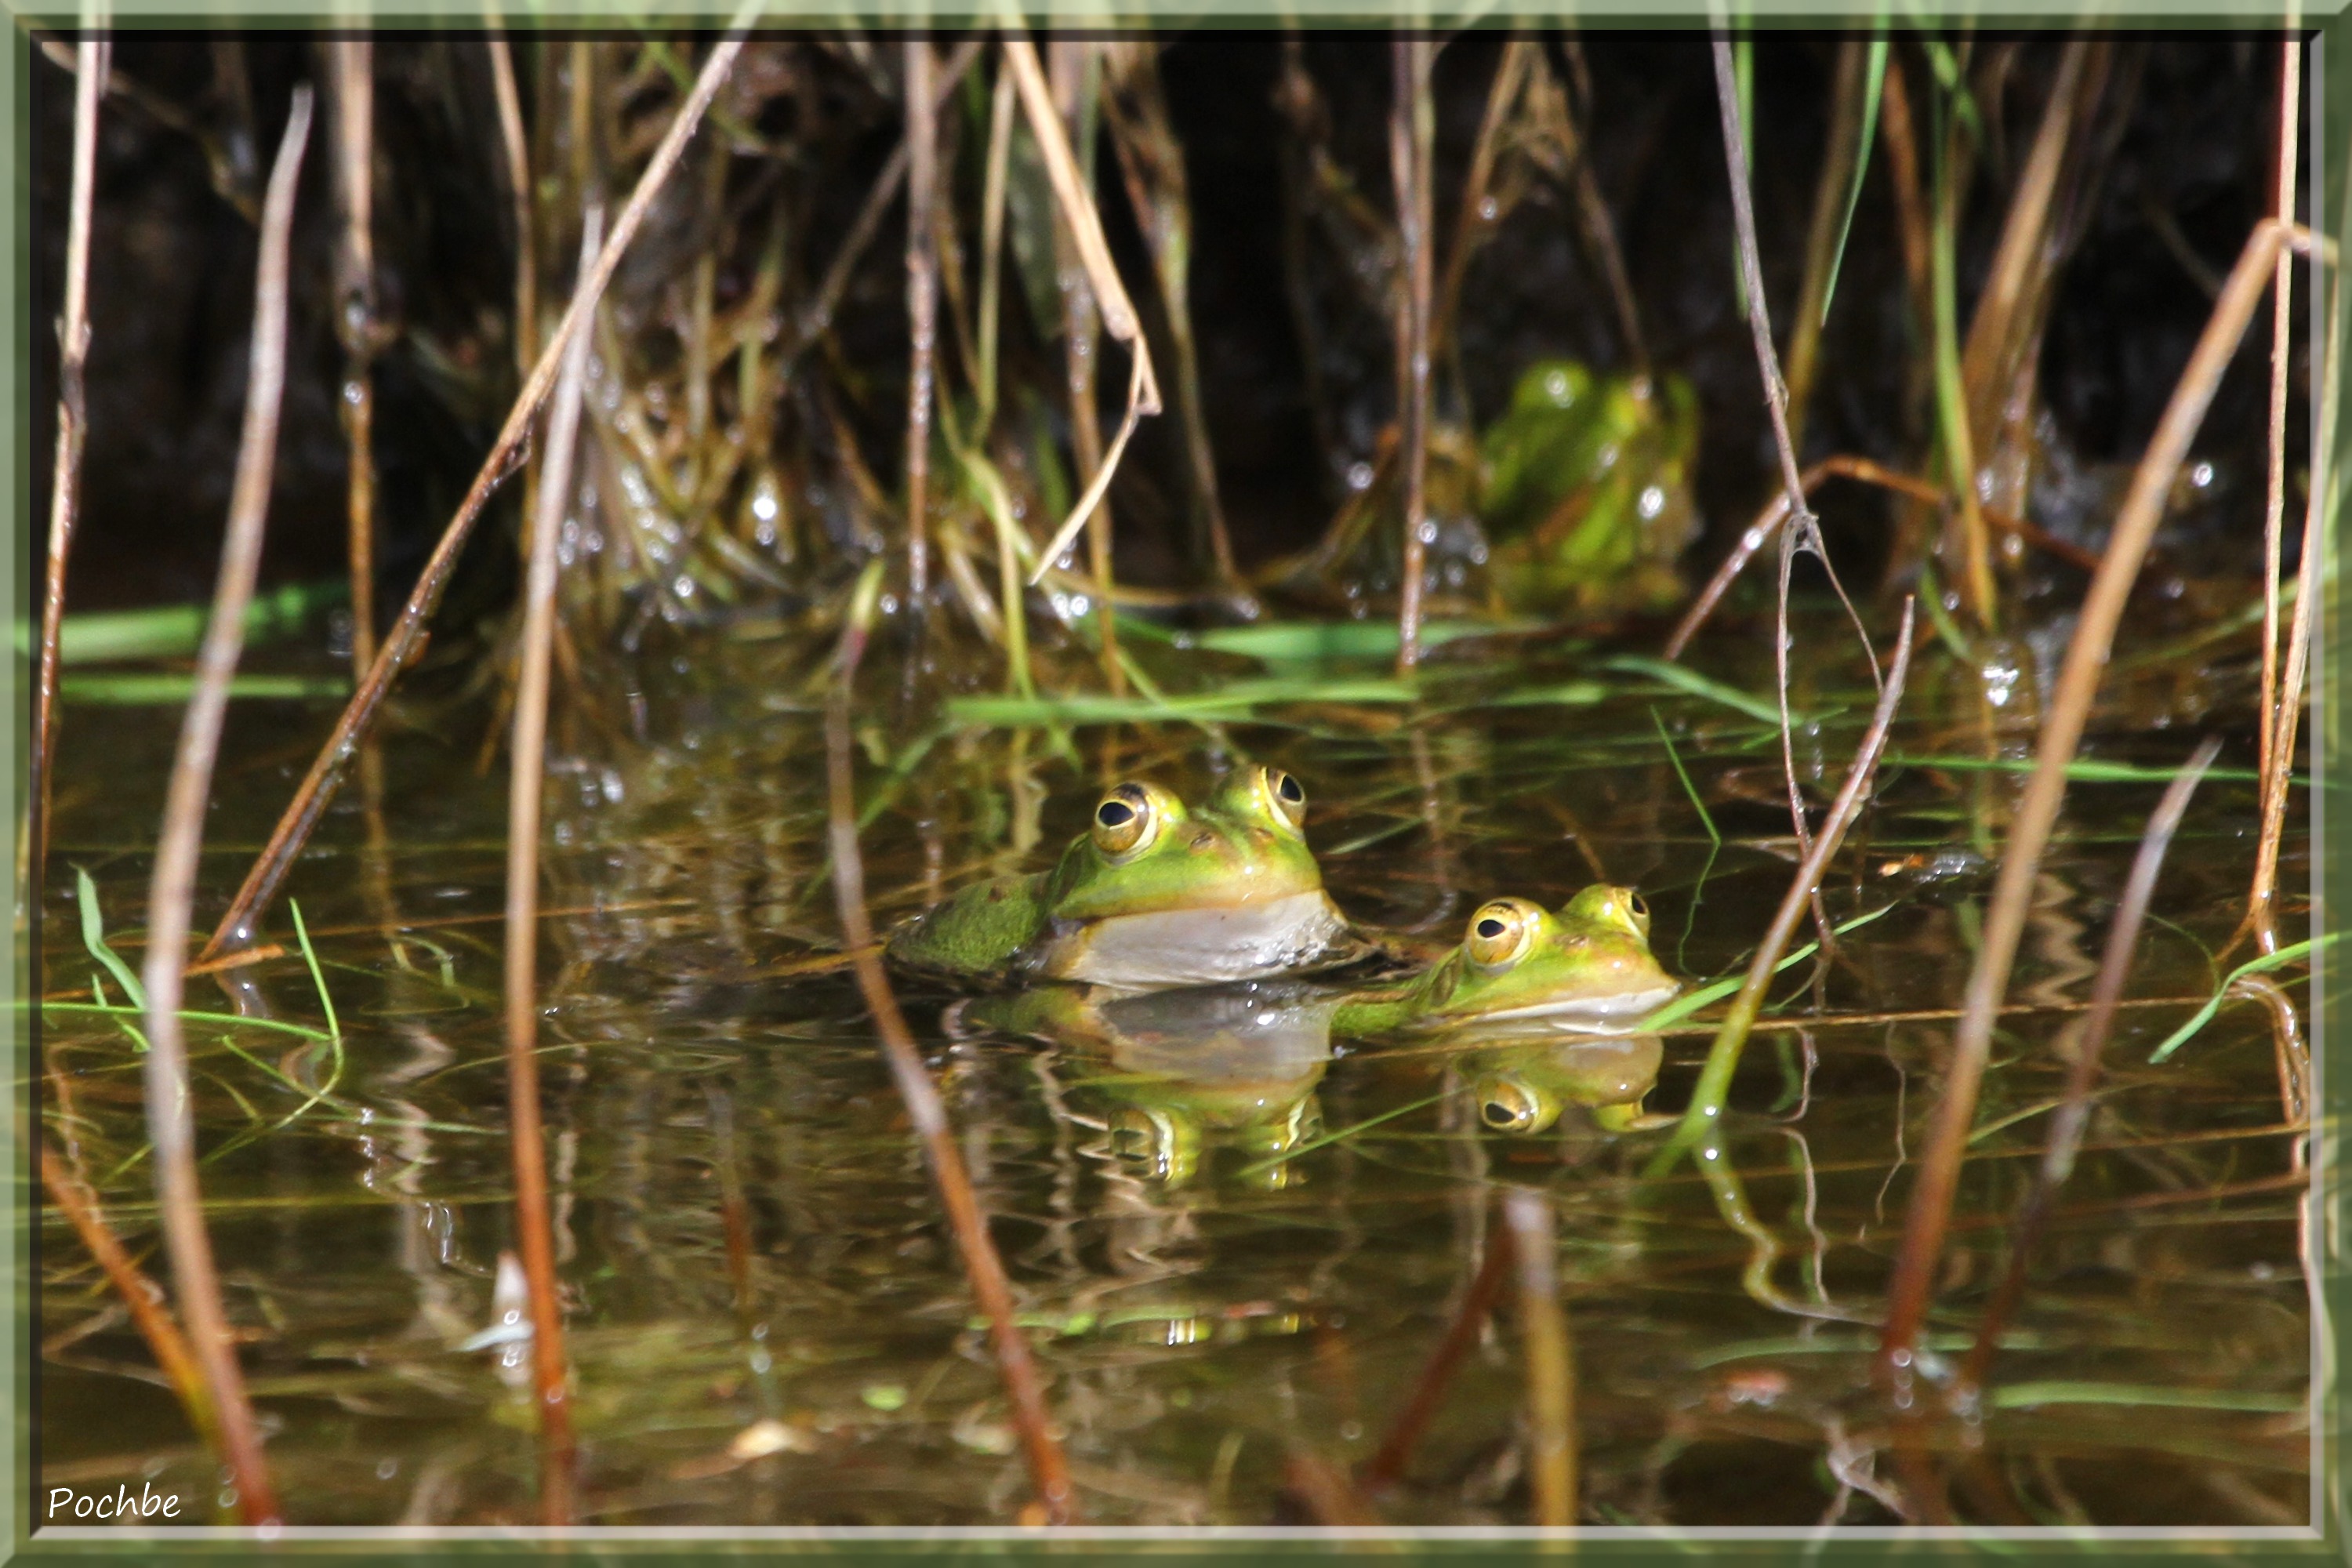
[[2252, 31, 2307, 949], [1783, 38, 1864, 459], [1649, 597, 1917, 1174], [1955, 738, 2221, 1401], [1362, 1220, 1517, 1492], [485, 29, 535, 379], [201, 28, 749, 963], [33, 36, 107, 889], [137, 85, 312, 1526], [1008, 36, 1162, 586], [329, 40, 378, 677], [904, 38, 938, 615], [1501, 1189, 1575, 1529], [40, 1142, 217, 1448], [1662, 453, 2096, 659], [502, 210, 601, 1523], [1049, 42, 1124, 695], [1877, 219, 2312, 1376], [1390, 38, 1434, 676]]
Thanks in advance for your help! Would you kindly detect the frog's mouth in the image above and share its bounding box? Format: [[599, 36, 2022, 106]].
[[1039, 891, 1356, 989], [1443, 979, 1681, 1030]]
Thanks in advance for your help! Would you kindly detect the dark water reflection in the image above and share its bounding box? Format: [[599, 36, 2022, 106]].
[[37, 626, 2310, 1528]]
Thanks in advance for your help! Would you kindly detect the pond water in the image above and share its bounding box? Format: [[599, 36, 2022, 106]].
[[36, 610, 2312, 1530]]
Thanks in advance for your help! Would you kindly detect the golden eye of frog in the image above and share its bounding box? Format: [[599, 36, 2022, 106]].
[[1332, 885, 1678, 1038], [1478, 360, 1700, 614], [887, 767, 1356, 989]]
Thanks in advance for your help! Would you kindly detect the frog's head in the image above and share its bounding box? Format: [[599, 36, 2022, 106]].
[[1047, 766, 1324, 922], [1409, 886, 1677, 1029]]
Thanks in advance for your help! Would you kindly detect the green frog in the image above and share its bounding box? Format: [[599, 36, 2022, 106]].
[[1478, 360, 1700, 615], [887, 766, 1359, 989], [1329, 885, 1678, 1040], [953, 979, 1334, 1187]]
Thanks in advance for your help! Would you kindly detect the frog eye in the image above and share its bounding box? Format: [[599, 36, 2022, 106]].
[[1464, 898, 1541, 970], [1476, 1078, 1544, 1134], [1263, 767, 1308, 831], [1565, 884, 1652, 940], [1091, 783, 1161, 858]]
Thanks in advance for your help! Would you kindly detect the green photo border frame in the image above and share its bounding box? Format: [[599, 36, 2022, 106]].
[[2, 5, 2343, 1560]]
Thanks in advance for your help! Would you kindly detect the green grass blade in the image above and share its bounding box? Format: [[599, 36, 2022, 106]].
[[1602, 655, 1815, 726], [1650, 707, 1720, 848], [2147, 935, 2334, 1062], [1635, 902, 1897, 1033], [1820, 29, 1888, 326], [289, 899, 341, 1041], [75, 867, 147, 1011]]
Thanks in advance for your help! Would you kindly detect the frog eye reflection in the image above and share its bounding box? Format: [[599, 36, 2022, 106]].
[[1465, 898, 1541, 969], [1477, 1079, 1543, 1134], [1264, 767, 1308, 830], [1092, 784, 1160, 858]]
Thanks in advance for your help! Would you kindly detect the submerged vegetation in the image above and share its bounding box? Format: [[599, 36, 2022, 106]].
[[27, 20, 2330, 1531]]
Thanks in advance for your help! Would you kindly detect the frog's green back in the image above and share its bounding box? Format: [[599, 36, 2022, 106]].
[[884, 873, 1051, 982]]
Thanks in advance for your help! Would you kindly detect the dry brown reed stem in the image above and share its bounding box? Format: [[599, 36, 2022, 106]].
[[823, 620, 1075, 1525], [1662, 454, 2096, 660], [1784, 39, 1864, 459], [1048, 43, 1124, 695], [328, 41, 378, 678], [40, 1142, 216, 1448], [34, 35, 107, 890], [1431, 40, 1529, 363], [1958, 41, 2089, 473], [1501, 1189, 1575, 1528], [1955, 737, 2220, 1402], [138, 85, 310, 1526], [1363, 1216, 1516, 1492], [1390, 39, 1434, 676], [503, 211, 601, 1523], [485, 31, 535, 379], [1011, 35, 1162, 586], [977, 59, 1014, 426], [202, 31, 749, 963], [904, 38, 938, 613], [1651, 598, 1917, 1171], [2252, 32, 2305, 948], [1877, 218, 2311, 1377]]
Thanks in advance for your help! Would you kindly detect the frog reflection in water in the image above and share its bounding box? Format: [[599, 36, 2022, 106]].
[[887, 766, 1359, 989], [954, 981, 1334, 1187], [1459, 1033, 1669, 1134]]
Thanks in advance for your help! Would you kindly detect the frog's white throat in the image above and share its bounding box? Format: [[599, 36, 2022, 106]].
[[1041, 891, 1353, 989]]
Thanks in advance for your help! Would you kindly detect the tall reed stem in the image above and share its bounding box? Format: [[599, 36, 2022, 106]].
[[502, 210, 601, 1524], [203, 27, 750, 962], [33, 36, 107, 890], [138, 85, 313, 1526], [329, 40, 378, 677], [1501, 1189, 1575, 1529], [1390, 38, 1433, 675], [2252, 31, 2305, 949], [1878, 219, 2310, 1375], [904, 38, 938, 617]]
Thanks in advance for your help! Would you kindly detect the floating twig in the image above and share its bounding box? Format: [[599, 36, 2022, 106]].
[[501, 209, 601, 1525], [202, 24, 753, 963], [33, 34, 107, 889], [137, 85, 313, 1526], [1957, 738, 2220, 1401], [1877, 218, 2314, 1377]]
